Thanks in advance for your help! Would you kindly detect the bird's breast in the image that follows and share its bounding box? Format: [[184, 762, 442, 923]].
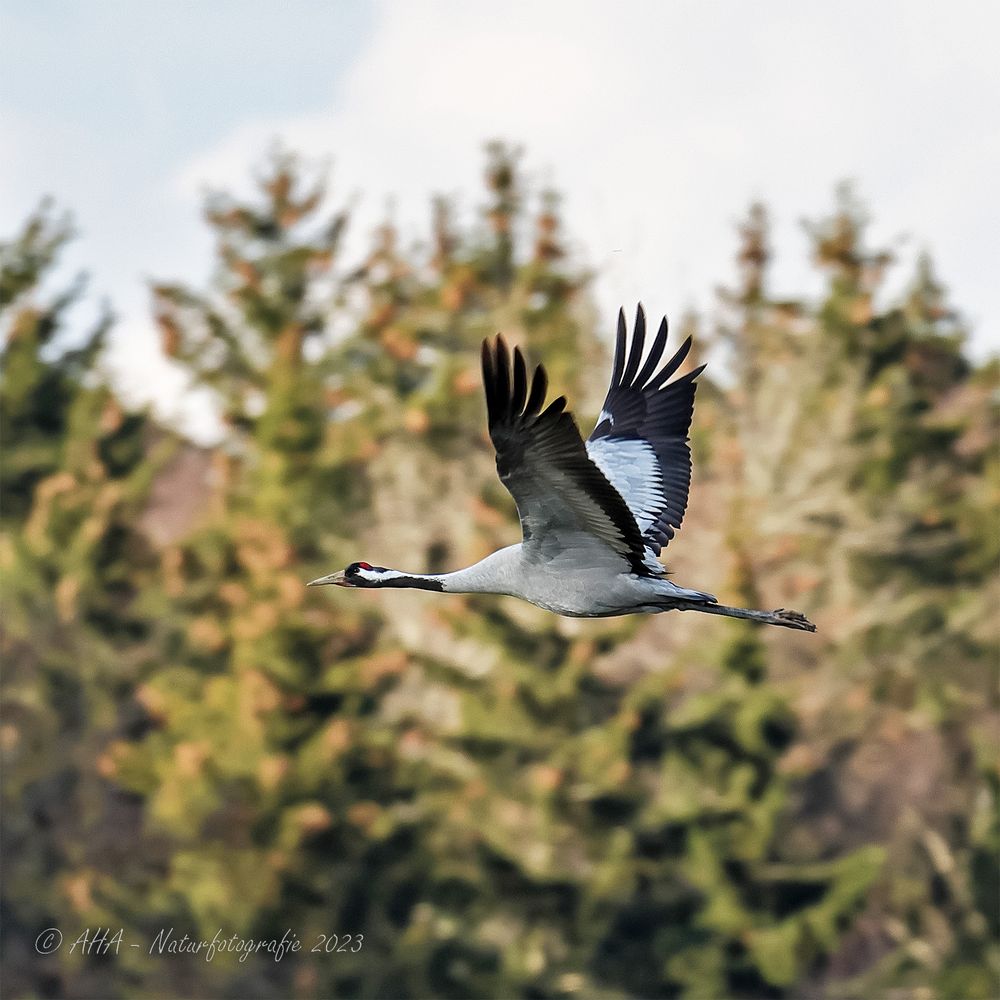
[[514, 564, 656, 618]]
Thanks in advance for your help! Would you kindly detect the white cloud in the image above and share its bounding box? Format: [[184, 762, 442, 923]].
[[6, 0, 996, 441], [176, 0, 999, 362]]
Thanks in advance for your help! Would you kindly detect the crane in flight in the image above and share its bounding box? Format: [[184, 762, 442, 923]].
[[309, 306, 815, 632]]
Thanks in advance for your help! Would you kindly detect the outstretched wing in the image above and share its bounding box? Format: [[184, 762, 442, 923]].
[[481, 335, 652, 576], [586, 305, 706, 556]]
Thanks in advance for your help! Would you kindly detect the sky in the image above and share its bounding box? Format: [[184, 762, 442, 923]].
[[2, 0, 997, 437]]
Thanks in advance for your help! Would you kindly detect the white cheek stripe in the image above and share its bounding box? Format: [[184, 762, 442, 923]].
[[358, 567, 404, 583]]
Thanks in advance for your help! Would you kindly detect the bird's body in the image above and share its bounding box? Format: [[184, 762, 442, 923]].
[[309, 306, 816, 632], [343, 545, 714, 617]]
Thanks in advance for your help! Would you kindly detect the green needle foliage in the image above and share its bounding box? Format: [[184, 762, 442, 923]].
[[1, 204, 165, 998], [0, 204, 111, 525], [1, 153, 996, 1000], [712, 194, 999, 998]]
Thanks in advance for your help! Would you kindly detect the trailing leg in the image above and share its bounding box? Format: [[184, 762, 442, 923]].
[[668, 599, 816, 632]]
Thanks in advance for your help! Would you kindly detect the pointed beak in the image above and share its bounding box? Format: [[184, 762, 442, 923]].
[[307, 570, 350, 587]]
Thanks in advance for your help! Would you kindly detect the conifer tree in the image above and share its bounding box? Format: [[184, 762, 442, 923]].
[[0, 203, 110, 524], [106, 150, 890, 999], [715, 194, 999, 998], [5, 156, 994, 1000], [1, 206, 160, 998], [107, 146, 615, 998]]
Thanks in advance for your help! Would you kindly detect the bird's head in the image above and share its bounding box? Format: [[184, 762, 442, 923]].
[[307, 561, 391, 588]]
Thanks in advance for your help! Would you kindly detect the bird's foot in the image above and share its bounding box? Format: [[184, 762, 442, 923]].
[[771, 608, 817, 632]]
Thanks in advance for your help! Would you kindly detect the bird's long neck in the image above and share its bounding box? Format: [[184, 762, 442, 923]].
[[376, 547, 519, 595]]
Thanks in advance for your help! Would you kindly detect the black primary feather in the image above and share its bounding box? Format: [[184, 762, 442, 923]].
[[590, 305, 706, 553], [481, 335, 652, 575]]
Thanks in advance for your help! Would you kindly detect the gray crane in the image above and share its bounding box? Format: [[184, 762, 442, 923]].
[[309, 306, 816, 632]]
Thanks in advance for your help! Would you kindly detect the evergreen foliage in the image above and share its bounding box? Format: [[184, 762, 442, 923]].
[[0, 204, 112, 525], [1, 152, 996, 999], [1, 204, 163, 998]]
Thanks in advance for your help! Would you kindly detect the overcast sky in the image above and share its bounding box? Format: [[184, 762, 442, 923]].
[[2, 0, 997, 436]]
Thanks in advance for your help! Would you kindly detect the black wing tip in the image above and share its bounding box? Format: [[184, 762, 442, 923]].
[[646, 335, 698, 390], [612, 308, 628, 385], [481, 333, 507, 373], [481, 338, 495, 422], [543, 394, 568, 417], [481, 336, 495, 375], [621, 304, 646, 387], [525, 361, 548, 416], [511, 345, 528, 413], [671, 358, 706, 388], [482, 333, 551, 426], [611, 304, 689, 390], [482, 334, 511, 427], [603, 307, 707, 405], [635, 313, 669, 388]]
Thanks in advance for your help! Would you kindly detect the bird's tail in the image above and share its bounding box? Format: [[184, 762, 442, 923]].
[[657, 579, 718, 604]]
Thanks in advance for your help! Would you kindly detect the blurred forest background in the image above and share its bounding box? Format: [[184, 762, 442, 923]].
[[1, 144, 997, 1000]]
